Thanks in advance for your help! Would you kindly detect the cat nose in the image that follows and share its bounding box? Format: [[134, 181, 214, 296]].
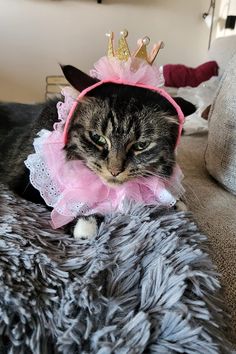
[[110, 168, 122, 177]]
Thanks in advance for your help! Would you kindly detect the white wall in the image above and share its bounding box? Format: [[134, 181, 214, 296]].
[[216, 0, 236, 37], [0, 0, 216, 103]]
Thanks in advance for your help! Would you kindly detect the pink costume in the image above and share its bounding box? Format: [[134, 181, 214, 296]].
[[25, 56, 185, 229]]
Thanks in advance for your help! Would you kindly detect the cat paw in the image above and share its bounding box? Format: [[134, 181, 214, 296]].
[[73, 216, 98, 240]]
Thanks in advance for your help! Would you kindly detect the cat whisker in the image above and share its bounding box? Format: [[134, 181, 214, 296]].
[[141, 170, 178, 186], [180, 180, 204, 210], [22, 182, 32, 196], [141, 169, 167, 180]]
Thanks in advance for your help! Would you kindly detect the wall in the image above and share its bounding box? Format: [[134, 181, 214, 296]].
[[216, 0, 236, 37], [0, 0, 216, 103]]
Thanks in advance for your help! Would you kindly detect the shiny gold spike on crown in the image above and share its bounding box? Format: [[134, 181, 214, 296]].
[[106, 30, 164, 65], [106, 31, 115, 58]]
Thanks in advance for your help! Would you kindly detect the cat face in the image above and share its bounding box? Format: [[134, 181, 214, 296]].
[[64, 83, 179, 186]]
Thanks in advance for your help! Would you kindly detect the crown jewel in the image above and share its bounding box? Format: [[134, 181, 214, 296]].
[[106, 30, 164, 65]]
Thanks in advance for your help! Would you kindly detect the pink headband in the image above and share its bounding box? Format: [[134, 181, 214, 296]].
[[63, 79, 184, 147]]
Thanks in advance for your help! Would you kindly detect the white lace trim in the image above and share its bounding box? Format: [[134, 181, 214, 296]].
[[25, 129, 94, 218], [25, 130, 58, 206]]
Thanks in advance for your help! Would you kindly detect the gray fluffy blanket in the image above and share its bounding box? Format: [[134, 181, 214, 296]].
[[0, 182, 232, 354]]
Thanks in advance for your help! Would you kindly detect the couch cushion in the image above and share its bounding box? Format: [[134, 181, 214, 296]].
[[178, 134, 236, 346], [205, 52, 236, 195], [208, 35, 236, 75]]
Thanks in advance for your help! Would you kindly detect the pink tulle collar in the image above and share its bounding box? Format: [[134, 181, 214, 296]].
[[25, 57, 185, 229]]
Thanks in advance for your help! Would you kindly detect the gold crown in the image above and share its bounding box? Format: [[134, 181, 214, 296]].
[[106, 29, 164, 65]]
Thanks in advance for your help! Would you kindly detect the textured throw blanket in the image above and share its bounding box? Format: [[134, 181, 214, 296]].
[[0, 101, 233, 353], [0, 183, 232, 354]]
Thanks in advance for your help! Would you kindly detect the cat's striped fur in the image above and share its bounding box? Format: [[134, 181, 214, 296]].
[[65, 83, 180, 187]]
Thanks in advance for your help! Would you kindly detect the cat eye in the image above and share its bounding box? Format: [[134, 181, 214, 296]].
[[133, 141, 150, 151], [89, 132, 107, 147]]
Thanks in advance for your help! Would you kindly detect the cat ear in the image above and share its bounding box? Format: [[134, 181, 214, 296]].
[[172, 97, 196, 117], [60, 64, 99, 92]]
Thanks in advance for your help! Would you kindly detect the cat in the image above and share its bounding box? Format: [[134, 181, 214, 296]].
[[1, 65, 195, 239]]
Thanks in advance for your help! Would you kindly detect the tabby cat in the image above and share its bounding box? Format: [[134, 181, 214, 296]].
[[2, 65, 195, 239]]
